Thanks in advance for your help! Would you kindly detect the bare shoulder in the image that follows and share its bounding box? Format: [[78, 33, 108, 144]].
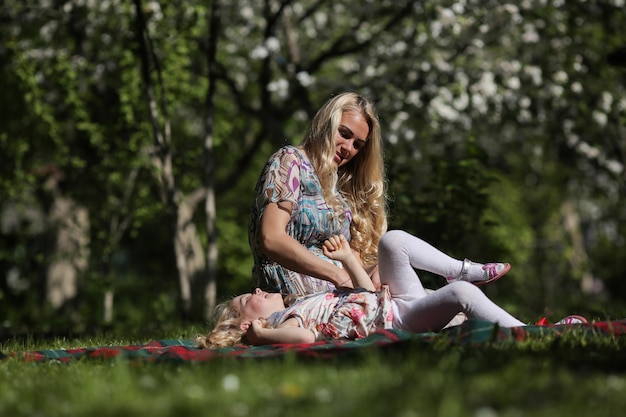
[[278, 317, 301, 328]]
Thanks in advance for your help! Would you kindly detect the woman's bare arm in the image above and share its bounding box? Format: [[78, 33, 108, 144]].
[[260, 202, 352, 287]]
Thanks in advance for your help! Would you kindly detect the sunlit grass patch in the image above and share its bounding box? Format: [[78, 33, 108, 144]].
[[1, 328, 625, 417]]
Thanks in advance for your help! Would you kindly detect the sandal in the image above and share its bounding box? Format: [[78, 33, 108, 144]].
[[536, 315, 589, 326], [554, 315, 589, 325], [446, 259, 511, 287]]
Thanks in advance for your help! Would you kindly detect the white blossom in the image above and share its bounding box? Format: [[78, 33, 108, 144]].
[[430, 21, 442, 37], [501, 60, 522, 73], [519, 96, 531, 109], [503, 4, 520, 14], [592, 111, 607, 127], [553, 71, 568, 84], [524, 66, 542, 85], [314, 10, 328, 27], [296, 71, 314, 87], [391, 41, 407, 54], [267, 79, 289, 98], [476, 72, 498, 97], [453, 93, 469, 111], [265, 37, 281, 53], [407, 91, 422, 107], [600, 92, 613, 112], [39, 21, 58, 42], [472, 93, 488, 114], [521, 24, 539, 43], [506, 76, 521, 90], [240, 6, 254, 20], [577, 141, 600, 159], [431, 96, 459, 121], [606, 160, 624, 175], [550, 85, 564, 98], [440, 8, 456, 26], [451, 2, 465, 14], [250, 45, 268, 60], [518, 109, 532, 122]]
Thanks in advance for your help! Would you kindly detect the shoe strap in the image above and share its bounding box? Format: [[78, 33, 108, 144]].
[[460, 259, 471, 279]]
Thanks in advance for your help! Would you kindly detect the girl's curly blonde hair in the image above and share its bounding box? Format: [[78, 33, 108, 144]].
[[302, 92, 388, 267], [196, 300, 245, 349]]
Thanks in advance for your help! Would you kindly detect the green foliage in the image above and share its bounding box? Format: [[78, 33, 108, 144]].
[[1, 0, 625, 330], [389, 149, 495, 253]]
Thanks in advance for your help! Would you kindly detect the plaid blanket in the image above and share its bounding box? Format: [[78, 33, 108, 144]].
[[3, 319, 626, 364]]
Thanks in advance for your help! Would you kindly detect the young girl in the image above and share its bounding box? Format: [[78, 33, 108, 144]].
[[199, 230, 585, 348]]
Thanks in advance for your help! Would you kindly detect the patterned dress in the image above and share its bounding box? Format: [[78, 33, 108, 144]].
[[249, 146, 352, 296], [267, 287, 394, 341]]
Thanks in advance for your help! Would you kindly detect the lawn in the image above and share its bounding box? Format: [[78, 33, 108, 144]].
[[1, 326, 625, 417]]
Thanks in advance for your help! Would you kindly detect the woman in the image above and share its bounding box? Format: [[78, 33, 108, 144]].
[[248, 92, 387, 296]]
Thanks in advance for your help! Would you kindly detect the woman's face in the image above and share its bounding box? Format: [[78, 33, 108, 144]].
[[334, 111, 370, 167], [232, 288, 285, 321]]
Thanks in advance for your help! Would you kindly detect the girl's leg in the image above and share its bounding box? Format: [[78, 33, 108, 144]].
[[378, 230, 507, 296], [393, 281, 526, 332], [378, 230, 466, 300]]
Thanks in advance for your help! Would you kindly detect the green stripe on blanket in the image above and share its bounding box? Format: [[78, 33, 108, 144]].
[[3, 319, 626, 363]]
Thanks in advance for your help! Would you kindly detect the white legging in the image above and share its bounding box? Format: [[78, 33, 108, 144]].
[[378, 230, 525, 332]]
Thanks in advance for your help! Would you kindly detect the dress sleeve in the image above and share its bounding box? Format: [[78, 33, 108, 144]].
[[259, 147, 302, 207]]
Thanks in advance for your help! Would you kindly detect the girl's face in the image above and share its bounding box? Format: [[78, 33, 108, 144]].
[[232, 288, 285, 321], [334, 111, 370, 167]]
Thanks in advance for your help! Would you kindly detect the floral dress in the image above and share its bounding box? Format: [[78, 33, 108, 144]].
[[249, 146, 352, 296], [267, 287, 394, 341]]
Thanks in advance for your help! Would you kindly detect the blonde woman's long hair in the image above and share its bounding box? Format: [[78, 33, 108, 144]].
[[301, 92, 387, 267]]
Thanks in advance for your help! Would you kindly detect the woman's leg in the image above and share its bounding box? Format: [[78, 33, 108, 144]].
[[393, 281, 526, 332]]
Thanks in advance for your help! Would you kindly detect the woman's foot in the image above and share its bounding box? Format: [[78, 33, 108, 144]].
[[446, 259, 511, 287]]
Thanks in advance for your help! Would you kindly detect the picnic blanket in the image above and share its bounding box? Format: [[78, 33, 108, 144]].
[[3, 319, 626, 364]]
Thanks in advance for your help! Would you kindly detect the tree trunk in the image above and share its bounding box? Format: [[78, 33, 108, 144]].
[[176, 191, 208, 315], [46, 197, 89, 309], [202, 0, 221, 318], [134, 0, 210, 318], [561, 200, 603, 294]]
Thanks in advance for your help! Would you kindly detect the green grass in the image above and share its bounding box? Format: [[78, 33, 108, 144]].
[[1, 329, 625, 417]]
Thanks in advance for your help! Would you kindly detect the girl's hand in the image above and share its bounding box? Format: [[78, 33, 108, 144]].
[[246, 319, 267, 344], [322, 235, 352, 262], [323, 234, 376, 292]]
